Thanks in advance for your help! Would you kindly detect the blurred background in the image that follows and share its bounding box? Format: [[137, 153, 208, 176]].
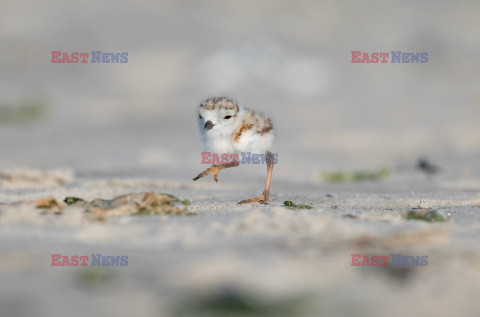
[[1, 0, 480, 182], [2, 2, 480, 317]]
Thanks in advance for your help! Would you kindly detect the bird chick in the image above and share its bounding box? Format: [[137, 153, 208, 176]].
[[193, 97, 275, 204]]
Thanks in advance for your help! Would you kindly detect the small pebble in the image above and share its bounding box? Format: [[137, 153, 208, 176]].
[[418, 200, 429, 209]]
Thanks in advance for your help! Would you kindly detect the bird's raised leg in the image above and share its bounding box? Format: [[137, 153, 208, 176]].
[[238, 151, 274, 204], [193, 161, 239, 182]]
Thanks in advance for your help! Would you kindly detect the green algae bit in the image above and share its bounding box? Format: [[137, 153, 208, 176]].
[[64, 197, 86, 205], [322, 167, 389, 183], [406, 209, 446, 222], [181, 199, 191, 206], [284, 201, 313, 210]]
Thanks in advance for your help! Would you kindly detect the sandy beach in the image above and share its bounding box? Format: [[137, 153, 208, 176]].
[[1, 159, 480, 316]]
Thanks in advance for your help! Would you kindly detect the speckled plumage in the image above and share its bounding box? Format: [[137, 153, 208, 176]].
[[194, 97, 276, 204], [197, 97, 275, 155]]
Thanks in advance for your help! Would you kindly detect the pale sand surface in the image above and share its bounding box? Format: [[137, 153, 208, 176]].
[[1, 161, 480, 317]]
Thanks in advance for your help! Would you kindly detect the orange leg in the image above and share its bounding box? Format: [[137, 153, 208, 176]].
[[238, 151, 274, 204], [193, 161, 239, 182]]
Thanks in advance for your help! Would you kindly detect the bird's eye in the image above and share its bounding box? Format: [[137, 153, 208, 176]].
[[224, 115, 232, 119], [198, 114, 202, 119]]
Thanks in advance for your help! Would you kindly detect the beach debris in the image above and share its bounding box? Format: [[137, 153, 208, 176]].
[[34, 196, 64, 214], [12, 192, 195, 222], [381, 265, 414, 282], [157, 193, 191, 206], [0, 96, 48, 124], [64, 197, 86, 205], [76, 268, 116, 287], [406, 209, 447, 222], [417, 199, 430, 209], [284, 201, 312, 209], [79, 192, 195, 217], [174, 288, 312, 317], [417, 157, 441, 175], [321, 167, 389, 183]]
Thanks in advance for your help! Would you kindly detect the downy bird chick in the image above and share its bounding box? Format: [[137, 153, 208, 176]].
[[193, 97, 275, 204]]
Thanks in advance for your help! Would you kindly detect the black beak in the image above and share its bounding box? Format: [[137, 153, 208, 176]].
[[204, 121, 214, 130]]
